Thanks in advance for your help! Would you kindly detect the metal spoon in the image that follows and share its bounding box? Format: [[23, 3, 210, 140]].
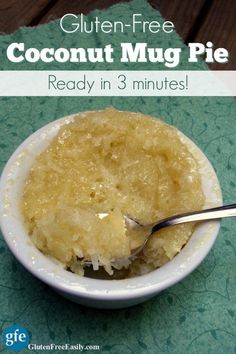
[[83, 203, 236, 266]]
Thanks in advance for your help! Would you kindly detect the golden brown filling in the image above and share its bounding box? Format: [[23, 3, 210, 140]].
[[21, 108, 204, 277]]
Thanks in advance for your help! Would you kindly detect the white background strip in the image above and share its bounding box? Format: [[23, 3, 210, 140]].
[[0, 71, 235, 96]]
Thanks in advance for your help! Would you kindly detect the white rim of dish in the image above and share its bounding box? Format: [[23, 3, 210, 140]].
[[0, 112, 222, 301]]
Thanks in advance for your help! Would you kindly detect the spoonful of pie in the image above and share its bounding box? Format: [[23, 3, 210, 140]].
[[83, 203, 236, 267]]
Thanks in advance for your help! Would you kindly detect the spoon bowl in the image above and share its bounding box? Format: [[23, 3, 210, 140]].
[[83, 204, 236, 268]]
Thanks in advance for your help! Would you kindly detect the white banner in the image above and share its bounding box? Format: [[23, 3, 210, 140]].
[[0, 70, 235, 96]]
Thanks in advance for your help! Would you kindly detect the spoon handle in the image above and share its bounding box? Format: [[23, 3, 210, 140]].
[[152, 203, 236, 234]]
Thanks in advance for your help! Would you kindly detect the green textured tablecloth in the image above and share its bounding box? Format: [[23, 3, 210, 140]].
[[0, 1, 236, 353]]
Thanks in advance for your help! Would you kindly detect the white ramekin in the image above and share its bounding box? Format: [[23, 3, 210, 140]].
[[0, 113, 222, 309]]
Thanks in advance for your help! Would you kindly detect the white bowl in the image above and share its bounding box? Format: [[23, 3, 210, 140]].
[[0, 113, 222, 309]]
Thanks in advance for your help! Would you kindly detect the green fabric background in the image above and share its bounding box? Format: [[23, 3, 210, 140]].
[[0, 0, 236, 353]]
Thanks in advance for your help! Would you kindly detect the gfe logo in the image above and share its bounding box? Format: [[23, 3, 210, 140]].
[[2, 324, 30, 352]]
